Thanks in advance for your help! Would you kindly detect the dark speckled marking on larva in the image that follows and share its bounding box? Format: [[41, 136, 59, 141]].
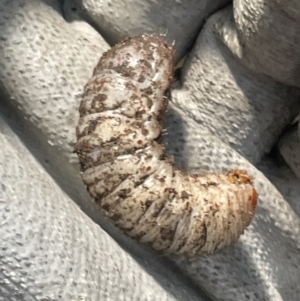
[[75, 34, 257, 257]]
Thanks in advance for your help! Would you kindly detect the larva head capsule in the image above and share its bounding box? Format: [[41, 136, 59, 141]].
[[76, 34, 258, 258]]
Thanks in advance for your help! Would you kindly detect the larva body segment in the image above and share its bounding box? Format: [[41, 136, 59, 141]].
[[76, 34, 257, 257]]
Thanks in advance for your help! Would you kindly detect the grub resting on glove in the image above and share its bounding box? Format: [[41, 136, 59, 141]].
[[75, 34, 257, 257]]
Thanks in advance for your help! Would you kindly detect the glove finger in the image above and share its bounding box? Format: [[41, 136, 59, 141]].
[[171, 6, 300, 164], [67, 0, 230, 60], [0, 0, 109, 216], [230, 0, 300, 87]]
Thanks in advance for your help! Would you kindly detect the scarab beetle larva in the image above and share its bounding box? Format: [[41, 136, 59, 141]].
[[75, 34, 257, 257]]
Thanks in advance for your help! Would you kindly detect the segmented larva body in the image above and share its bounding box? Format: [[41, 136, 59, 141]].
[[76, 34, 257, 257]]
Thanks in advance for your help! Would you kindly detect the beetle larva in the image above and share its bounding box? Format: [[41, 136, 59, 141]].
[[75, 34, 257, 257]]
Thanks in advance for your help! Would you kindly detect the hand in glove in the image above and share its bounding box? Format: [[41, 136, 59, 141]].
[[0, 0, 299, 300]]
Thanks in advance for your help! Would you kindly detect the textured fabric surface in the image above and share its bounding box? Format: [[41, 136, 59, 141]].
[[70, 0, 229, 60], [0, 0, 300, 300], [171, 6, 300, 164], [231, 0, 300, 87]]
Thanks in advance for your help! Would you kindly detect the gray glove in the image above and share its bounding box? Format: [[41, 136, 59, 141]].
[[0, 0, 299, 300]]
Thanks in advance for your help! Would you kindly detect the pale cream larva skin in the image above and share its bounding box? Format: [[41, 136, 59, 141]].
[[76, 34, 257, 257]]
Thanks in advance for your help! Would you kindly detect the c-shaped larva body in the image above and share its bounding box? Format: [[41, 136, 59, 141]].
[[75, 34, 257, 257]]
